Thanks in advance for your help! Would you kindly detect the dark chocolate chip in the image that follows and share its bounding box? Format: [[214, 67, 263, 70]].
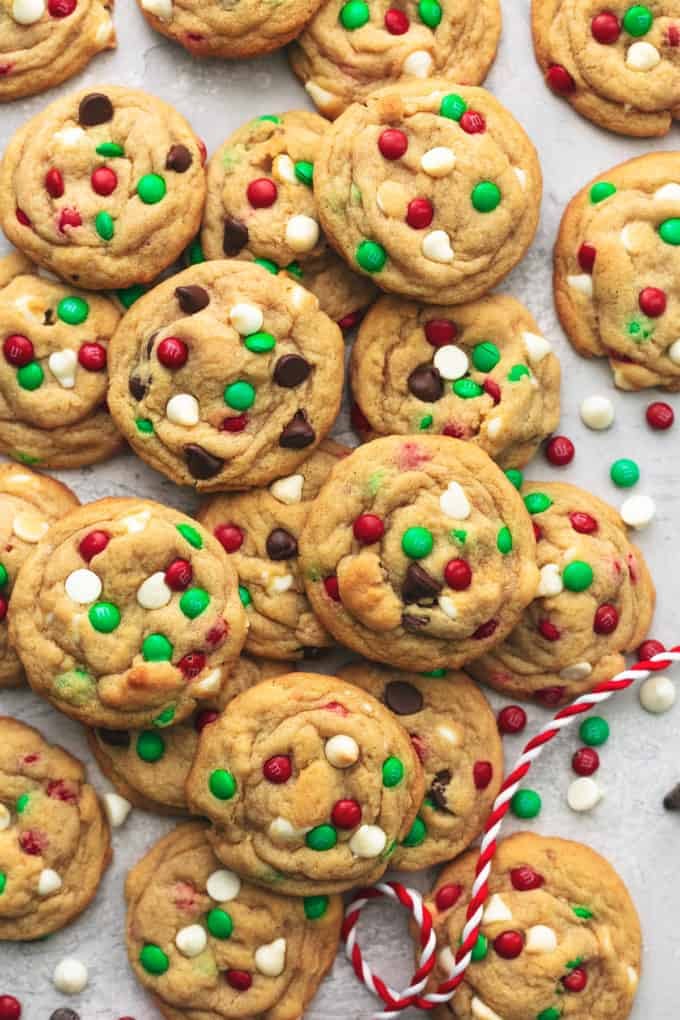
[[664, 782, 680, 810], [302, 646, 324, 660], [128, 375, 147, 400], [402, 563, 442, 604], [273, 354, 311, 388], [146, 331, 159, 357], [97, 728, 130, 748], [408, 364, 443, 402], [223, 216, 249, 256], [43, 308, 55, 326], [50, 1010, 80, 1020], [165, 143, 193, 173], [175, 285, 210, 314], [279, 411, 315, 449], [266, 527, 298, 560], [184, 444, 223, 479], [78, 92, 113, 126], [430, 769, 452, 811], [384, 680, 424, 715], [402, 613, 429, 631]]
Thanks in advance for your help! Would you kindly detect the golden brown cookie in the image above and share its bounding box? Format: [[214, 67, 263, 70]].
[[9, 497, 247, 730], [467, 480, 655, 706], [0, 717, 111, 941], [533, 0, 680, 137], [425, 832, 641, 1020], [0, 86, 206, 291], [108, 260, 345, 492], [126, 823, 342, 1020], [351, 293, 561, 469], [289, 0, 501, 120], [314, 80, 542, 305], [338, 662, 502, 870], [186, 672, 425, 895]]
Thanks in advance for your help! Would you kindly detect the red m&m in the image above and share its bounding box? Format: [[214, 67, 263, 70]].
[[263, 755, 292, 783], [510, 865, 544, 890], [378, 129, 408, 160], [91, 167, 117, 196], [331, 798, 362, 828], [78, 342, 107, 371], [497, 705, 527, 734], [353, 513, 385, 544], [214, 524, 244, 553], [78, 530, 110, 562], [247, 178, 278, 208], [3, 335, 33, 367], [384, 7, 409, 32], [45, 168, 64, 198], [157, 337, 188, 369]]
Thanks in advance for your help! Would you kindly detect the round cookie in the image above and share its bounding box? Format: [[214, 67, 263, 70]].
[[555, 153, 680, 390], [425, 832, 641, 1020], [0, 86, 206, 291], [186, 672, 425, 895], [200, 111, 375, 323], [351, 293, 561, 469], [88, 657, 288, 814], [298, 436, 539, 671], [338, 662, 502, 870], [8, 497, 248, 730], [289, 0, 501, 121], [126, 823, 342, 1020], [467, 480, 655, 705], [0, 251, 122, 468], [197, 441, 348, 661], [108, 260, 345, 492], [533, 0, 680, 138], [0, 462, 79, 690], [0, 0, 114, 103], [0, 717, 111, 941], [314, 80, 542, 305]]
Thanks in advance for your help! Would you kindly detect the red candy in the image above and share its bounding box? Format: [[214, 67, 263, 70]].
[[538, 619, 561, 642], [569, 511, 598, 534], [473, 619, 498, 640], [48, 0, 77, 14], [669, 23, 680, 45], [194, 709, 219, 732], [350, 401, 371, 433], [577, 242, 596, 273], [384, 7, 409, 32], [442, 422, 469, 438], [214, 524, 244, 553], [378, 128, 408, 160], [534, 685, 565, 706], [435, 883, 462, 911], [45, 168, 64, 199], [639, 287, 666, 317], [473, 760, 492, 789], [406, 197, 434, 229], [562, 967, 588, 992], [338, 309, 364, 331], [545, 435, 574, 466], [263, 755, 292, 783], [493, 930, 524, 959], [226, 971, 252, 992], [78, 342, 107, 371], [353, 513, 385, 544], [546, 64, 575, 94], [497, 705, 527, 735], [3, 334, 33, 367], [483, 378, 501, 404], [79, 529, 110, 562], [15, 208, 31, 227], [177, 652, 206, 679], [157, 336, 188, 369], [444, 559, 472, 590], [221, 413, 248, 432], [247, 178, 278, 208], [424, 319, 456, 347], [410, 733, 427, 763], [532, 522, 543, 541], [646, 401, 674, 430], [594, 603, 619, 634], [638, 638, 665, 660], [46, 779, 77, 802], [324, 575, 340, 601], [198, 139, 207, 165], [572, 746, 600, 776], [323, 700, 349, 716], [91, 166, 117, 196], [19, 830, 47, 855], [165, 558, 193, 590], [205, 619, 228, 646], [591, 11, 621, 43], [0, 997, 21, 1020], [58, 207, 82, 232], [331, 798, 362, 829], [510, 865, 544, 890], [0, 598, 7, 622], [460, 110, 486, 133]]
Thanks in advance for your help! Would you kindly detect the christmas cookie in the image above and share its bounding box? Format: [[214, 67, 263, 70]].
[[0, 462, 78, 690], [0, 86, 206, 291], [197, 441, 348, 661], [126, 823, 342, 1020], [298, 436, 539, 671], [186, 672, 425, 895], [107, 261, 345, 491], [0, 0, 114, 102], [467, 481, 655, 705], [0, 251, 122, 468], [350, 293, 561, 469], [425, 832, 641, 1020], [289, 0, 501, 121], [533, 0, 680, 137], [200, 111, 375, 323], [8, 497, 248, 730], [338, 662, 502, 870], [314, 80, 542, 305], [555, 153, 680, 390], [0, 717, 111, 941], [88, 657, 287, 814]]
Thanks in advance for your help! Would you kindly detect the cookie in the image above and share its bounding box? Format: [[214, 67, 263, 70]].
[[289, 0, 501, 121], [298, 436, 539, 671], [314, 80, 542, 305], [0, 717, 111, 941], [467, 481, 655, 706], [108, 260, 345, 492], [186, 672, 425, 895], [0, 86, 206, 291], [197, 442, 348, 661], [0, 0, 114, 102], [88, 656, 287, 815], [0, 462, 78, 690], [533, 0, 680, 137], [555, 153, 680, 390], [8, 497, 248, 730], [338, 662, 502, 870], [350, 293, 561, 469], [136, 0, 324, 58], [425, 832, 641, 1020], [0, 251, 122, 468], [200, 111, 375, 323], [126, 823, 342, 1020]]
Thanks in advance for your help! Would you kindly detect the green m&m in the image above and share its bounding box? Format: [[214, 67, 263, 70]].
[[294, 161, 314, 187], [511, 788, 541, 818], [136, 731, 165, 763], [572, 904, 594, 919], [418, 0, 442, 27], [470, 933, 489, 961], [507, 364, 530, 382], [142, 633, 174, 661], [659, 218, 680, 246], [0, 564, 8, 588], [140, 943, 169, 975], [88, 601, 121, 633], [207, 908, 233, 938], [209, 769, 237, 799], [579, 716, 609, 746], [440, 93, 467, 121], [382, 756, 404, 787], [453, 378, 483, 399], [17, 362, 44, 391], [255, 257, 279, 275], [623, 4, 653, 35], [590, 181, 616, 204], [224, 380, 255, 411], [472, 341, 500, 372], [356, 240, 387, 273], [239, 584, 252, 607], [505, 469, 523, 489], [402, 816, 426, 847], [58, 295, 89, 324], [179, 587, 210, 619], [401, 526, 434, 559], [497, 526, 513, 554], [524, 491, 553, 514], [610, 458, 639, 488], [244, 331, 276, 354], [562, 560, 594, 591], [537, 1009, 561, 1020], [95, 211, 114, 241], [118, 284, 146, 308], [137, 173, 166, 204], [16, 793, 30, 813], [154, 706, 175, 727], [306, 824, 337, 851], [135, 417, 154, 434], [0, 872, 6, 895], [176, 523, 203, 548], [340, 0, 369, 29], [96, 142, 124, 157], [471, 182, 501, 213], [303, 895, 329, 919]]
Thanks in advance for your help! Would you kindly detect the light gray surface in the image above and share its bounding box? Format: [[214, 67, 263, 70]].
[[1, 1, 679, 1016]]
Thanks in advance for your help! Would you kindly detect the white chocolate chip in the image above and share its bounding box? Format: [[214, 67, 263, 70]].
[[269, 474, 304, 505], [268, 574, 293, 595], [48, 349, 77, 389], [439, 481, 471, 519], [639, 674, 676, 714], [255, 937, 286, 977], [655, 183, 680, 202], [122, 510, 151, 534], [514, 167, 527, 189], [567, 776, 602, 812], [65, 569, 102, 605], [289, 284, 316, 311], [136, 571, 172, 610], [268, 817, 308, 842], [273, 154, 297, 185], [349, 824, 387, 858], [206, 869, 241, 902], [12, 511, 48, 544], [285, 214, 319, 253], [38, 868, 62, 897], [53, 126, 86, 147], [560, 661, 592, 682], [230, 303, 263, 336], [524, 925, 557, 954], [103, 792, 132, 828], [486, 417, 502, 438], [668, 339, 680, 365], [95, 14, 114, 42], [522, 331, 552, 364], [537, 563, 563, 598], [421, 147, 456, 178], [166, 393, 199, 427], [471, 997, 504, 1020], [422, 229, 454, 264], [627, 966, 639, 990], [376, 180, 408, 218], [403, 49, 433, 77], [175, 925, 207, 958], [193, 668, 222, 695], [626, 40, 660, 70], [567, 274, 593, 297], [305, 80, 336, 112], [324, 734, 359, 768], [620, 493, 656, 530], [620, 224, 636, 252], [438, 947, 455, 974], [53, 958, 88, 995], [580, 394, 615, 430], [141, 0, 172, 19], [0, 805, 10, 831], [12, 0, 45, 24], [438, 595, 458, 619], [482, 893, 512, 924], [433, 345, 468, 380]]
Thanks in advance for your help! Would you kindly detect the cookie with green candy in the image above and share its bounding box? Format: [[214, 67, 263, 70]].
[[9, 497, 247, 730]]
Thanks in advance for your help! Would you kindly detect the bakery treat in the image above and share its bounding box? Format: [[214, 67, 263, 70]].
[[289, 0, 501, 121], [0, 717, 111, 941], [9, 497, 247, 730], [126, 823, 342, 1020], [0, 462, 79, 690], [0, 0, 114, 102], [338, 661, 502, 870], [200, 111, 375, 323], [425, 832, 641, 1020], [298, 436, 539, 671], [314, 80, 542, 304], [555, 153, 680, 390], [0, 86, 206, 291], [0, 251, 122, 468], [350, 293, 560, 469], [197, 441, 348, 661], [108, 260, 345, 491], [186, 672, 425, 894], [533, 0, 680, 137], [467, 481, 655, 705]]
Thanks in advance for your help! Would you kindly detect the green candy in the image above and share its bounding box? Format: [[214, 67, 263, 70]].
[[255, 257, 279, 275], [57, 295, 89, 324], [306, 824, 337, 851], [382, 756, 405, 787], [257, 115, 280, 124], [95, 211, 114, 241], [419, 414, 433, 430], [451, 529, 467, 545], [187, 237, 205, 265], [562, 560, 594, 592], [402, 816, 426, 847], [294, 161, 314, 187], [453, 378, 483, 398], [472, 341, 500, 372], [0, 872, 6, 895], [154, 706, 175, 727], [206, 908, 233, 939], [401, 526, 434, 559], [239, 584, 252, 607], [53, 668, 94, 706], [0, 564, 7, 588], [470, 933, 489, 961], [244, 331, 276, 354], [659, 218, 680, 245], [16, 793, 30, 814], [418, 0, 442, 27], [524, 492, 553, 514], [88, 601, 121, 633], [572, 905, 594, 919], [537, 1010, 561, 1020], [140, 944, 169, 975], [610, 457, 639, 488], [135, 417, 154, 434], [471, 181, 501, 213], [505, 469, 523, 490], [579, 716, 609, 747], [176, 523, 203, 548], [507, 364, 530, 382], [339, 0, 370, 29], [136, 731, 165, 763], [590, 181, 616, 204], [422, 668, 446, 677], [142, 633, 174, 661], [117, 284, 146, 308], [497, 526, 513, 554], [303, 895, 329, 919], [511, 788, 541, 819], [356, 240, 387, 273], [96, 142, 124, 157], [179, 587, 210, 619], [209, 769, 237, 800], [440, 93, 467, 121], [137, 173, 166, 204], [286, 262, 303, 279], [623, 4, 653, 35], [224, 380, 255, 411], [17, 362, 44, 391]]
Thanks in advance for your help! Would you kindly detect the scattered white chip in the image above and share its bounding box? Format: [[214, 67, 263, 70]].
[[439, 481, 471, 520], [626, 41, 660, 70], [471, 996, 504, 1020], [437, 723, 461, 746], [655, 183, 680, 202], [48, 349, 77, 389], [269, 474, 304, 505], [255, 937, 286, 977], [560, 661, 592, 682], [38, 869, 62, 896], [103, 792, 132, 828], [438, 595, 458, 619], [567, 776, 602, 812], [268, 574, 294, 595], [206, 869, 241, 902], [122, 510, 151, 533], [349, 824, 387, 858], [137, 571, 172, 610], [421, 147, 456, 178], [522, 331, 552, 364], [53, 126, 86, 147], [486, 417, 502, 438], [141, 0, 172, 19], [482, 893, 512, 924], [53, 958, 89, 995], [285, 214, 319, 253], [12, 511, 49, 544], [580, 394, 615, 430], [433, 345, 469, 380], [268, 817, 307, 842], [422, 229, 454, 264], [65, 569, 102, 605], [273, 154, 297, 185], [514, 167, 527, 189], [166, 393, 199, 427], [230, 303, 263, 336], [567, 274, 593, 297], [402, 49, 433, 77], [0, 805, 10, 831], [620, 493, 656, 530], [193, 668, 222, 695], [324, 734, 359, 768], [305, 81, 336, 113], [176, 925, 207, 958], [639, 674, 676, 714], [524, 925, 557, 954], [12, 0, 45, 24], [438, 946, 455, 974], [668, 339, 680, 365], [537, 563, 563, 598]]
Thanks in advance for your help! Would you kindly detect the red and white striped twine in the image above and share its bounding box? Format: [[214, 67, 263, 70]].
[[342, 647, 680, 1018]]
